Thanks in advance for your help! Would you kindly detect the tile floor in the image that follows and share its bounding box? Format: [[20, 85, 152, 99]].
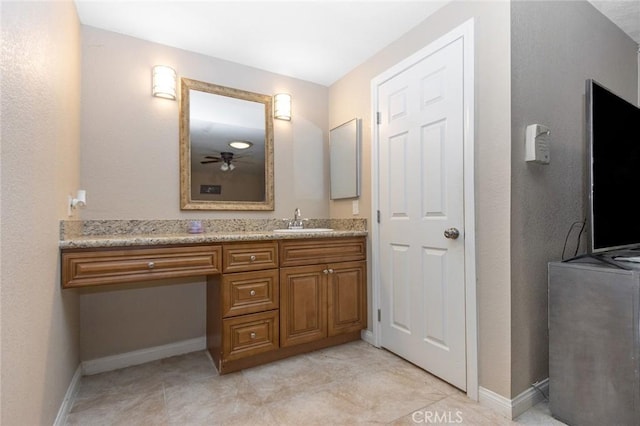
[[65, 341, 566, 425]]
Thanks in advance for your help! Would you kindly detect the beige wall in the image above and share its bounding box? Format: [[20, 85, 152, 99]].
[[79, 27, 329, 360], [329, 1, 513, 398], [510, 0, 639, 397], [79, 280, 205, 360], [81, 26, 329, 221], [0, 1, 81, 424]]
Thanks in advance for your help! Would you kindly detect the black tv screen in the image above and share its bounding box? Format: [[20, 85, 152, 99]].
[[587, 79, 640, 253]]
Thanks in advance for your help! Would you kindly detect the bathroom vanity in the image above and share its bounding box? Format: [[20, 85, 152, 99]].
[[207, 237, 366, 373], [60, 221, 367, 373]]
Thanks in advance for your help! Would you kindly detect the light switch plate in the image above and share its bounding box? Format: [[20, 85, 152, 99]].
[[352, 199, 359, 215]]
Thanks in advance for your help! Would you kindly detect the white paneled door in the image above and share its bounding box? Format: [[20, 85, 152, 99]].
[[376, 35, 467, 390]]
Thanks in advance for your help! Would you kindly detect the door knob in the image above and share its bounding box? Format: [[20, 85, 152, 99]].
[[444, 228, 460, 240]]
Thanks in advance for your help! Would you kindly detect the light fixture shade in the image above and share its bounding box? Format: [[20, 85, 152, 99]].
[[229, 140, 253, 150], [220, 162, 229, 172], [152, 65, 177, 100], [274, 93, 292, 120]]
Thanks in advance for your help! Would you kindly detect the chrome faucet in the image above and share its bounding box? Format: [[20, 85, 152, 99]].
[[288, 208, 303, 229]]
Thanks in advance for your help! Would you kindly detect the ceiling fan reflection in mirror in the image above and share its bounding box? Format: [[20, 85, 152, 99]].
[[200, 151, 247, 171]]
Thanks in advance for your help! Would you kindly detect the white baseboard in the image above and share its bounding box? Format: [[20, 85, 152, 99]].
[[360, 329, 376, 346], [511, 378, 549, 418], [479, 378, 549, 420], [82, 337, 206, 376], [479, 386, 512, 418], [53, 365, 82, 426]]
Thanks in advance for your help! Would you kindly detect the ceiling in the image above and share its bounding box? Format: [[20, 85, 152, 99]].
[[75, 1, 639, 87], [74, 0, 447, 86], [588, 0, 640, 46]]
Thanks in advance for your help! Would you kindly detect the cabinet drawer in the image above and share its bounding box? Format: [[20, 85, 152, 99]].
[[62, 245, 221, 288], [223, 310, 279, 361], [223, 242, 278, 273], [222, 269, 279, 318], [280, 237, 366, 267]]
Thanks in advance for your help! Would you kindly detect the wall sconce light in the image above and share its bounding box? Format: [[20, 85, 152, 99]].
[[152, 65, 177, 100], [274, 93, 292, 120]]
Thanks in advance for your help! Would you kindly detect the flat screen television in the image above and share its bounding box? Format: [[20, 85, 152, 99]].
[[587, 79, 640, 253]]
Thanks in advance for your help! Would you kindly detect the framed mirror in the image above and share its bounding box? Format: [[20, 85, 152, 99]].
[[180, 78, 274, 210], [330, 118, 361, 200]]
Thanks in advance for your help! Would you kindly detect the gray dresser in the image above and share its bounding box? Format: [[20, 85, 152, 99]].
[[548, 260, 640, 425]]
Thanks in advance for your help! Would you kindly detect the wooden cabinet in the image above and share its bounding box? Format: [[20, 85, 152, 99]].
[[61, 245, 221, 288], [280, 260, 366, 347], [279, 238, 367, 348], [223, 242, 278, 273], [208, 237, 366, 373], [279, 237, 366, 267], [62, 236, 366, 374], [280, 264, 328, 347], [221, 269, 279, 317], [222, 310, 279, 362], [327, 261, 367, 337], [207, 241, 280, 373]]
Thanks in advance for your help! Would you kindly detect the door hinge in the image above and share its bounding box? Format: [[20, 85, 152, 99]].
[[377, 309, 381, 322], [376, 112, 381, 125], [377, 210, 381, 223]]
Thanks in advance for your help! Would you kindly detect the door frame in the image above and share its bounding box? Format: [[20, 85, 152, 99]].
[[369, 18, 477, 400]]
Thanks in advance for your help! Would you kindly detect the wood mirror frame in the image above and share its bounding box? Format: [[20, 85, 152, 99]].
[[180, 78, 274, 210]]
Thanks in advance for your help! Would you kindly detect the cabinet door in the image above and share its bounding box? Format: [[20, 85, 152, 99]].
[[328, 261, 367, 336], [280, 265, 327, 347]]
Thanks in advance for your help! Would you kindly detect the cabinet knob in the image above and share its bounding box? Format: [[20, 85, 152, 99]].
[[147, 262, 155, 269], [328, 269, 334, 274], [323, 269, 329, 274], [250, 332, 256, 340], [249, 255, 256, 262], [250, 290, 256, 296]]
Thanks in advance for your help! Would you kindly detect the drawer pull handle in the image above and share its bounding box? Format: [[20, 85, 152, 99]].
[[250, 332, 256, 339], [249, 255, 256, 262], [147, 262, 155, 269], [250, 290, 256, 296]]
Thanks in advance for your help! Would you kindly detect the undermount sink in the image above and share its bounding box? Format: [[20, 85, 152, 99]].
[[273, 228, 333, 233]]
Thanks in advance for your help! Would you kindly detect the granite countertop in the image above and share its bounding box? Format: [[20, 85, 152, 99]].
[[60, 219, 368, 249]]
